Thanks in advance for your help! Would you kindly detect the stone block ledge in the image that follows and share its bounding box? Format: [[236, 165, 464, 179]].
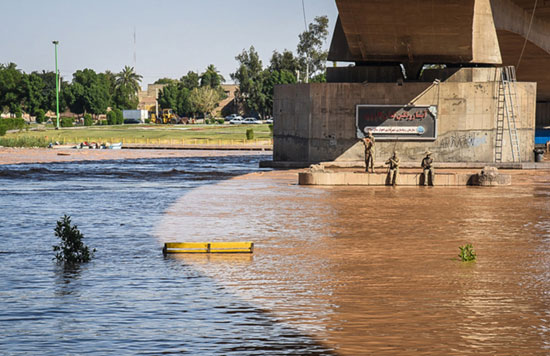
[[298, 171, 511, 186]]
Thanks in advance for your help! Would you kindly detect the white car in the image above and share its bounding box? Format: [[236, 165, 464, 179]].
[[229, 117, 244, 124], [266, 118, 273, 124], [242, 117, 262, 124], [225, 114, 242, 122]]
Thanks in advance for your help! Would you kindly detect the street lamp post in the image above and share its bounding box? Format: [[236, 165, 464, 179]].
[[52, 41, 59, 129]]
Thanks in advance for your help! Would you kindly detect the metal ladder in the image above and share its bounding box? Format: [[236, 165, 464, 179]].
[[495, 66, 521, 163]]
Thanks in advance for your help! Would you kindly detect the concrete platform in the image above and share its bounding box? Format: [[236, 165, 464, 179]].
[[298, 171, 511, 186]]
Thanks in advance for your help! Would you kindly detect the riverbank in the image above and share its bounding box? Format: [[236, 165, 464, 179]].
[[0, 147, 266, 165], [0, 124, 273, 148]]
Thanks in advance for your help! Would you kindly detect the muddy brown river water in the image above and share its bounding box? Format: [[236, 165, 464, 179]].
[[158, 170, 550, 355]]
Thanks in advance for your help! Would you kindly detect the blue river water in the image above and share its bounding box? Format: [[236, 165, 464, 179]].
[[0, 155, 335, 355]]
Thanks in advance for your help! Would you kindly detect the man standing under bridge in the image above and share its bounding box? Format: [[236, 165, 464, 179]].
[[421, 151, 435, 186], [362, 130, 375, 173], [385, 151, 400, 186]]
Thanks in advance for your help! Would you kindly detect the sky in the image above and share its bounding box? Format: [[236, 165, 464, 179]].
[[1, 0, 338, 88]]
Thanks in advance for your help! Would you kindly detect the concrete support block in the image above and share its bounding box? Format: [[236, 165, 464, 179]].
[[297, 171, 511, 186]]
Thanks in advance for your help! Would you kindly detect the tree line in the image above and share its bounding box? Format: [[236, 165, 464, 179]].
[[231, 15, 329, 119], [155, 64, 227, 119], [155, 15, 330, 120], [0, 64, 142, 121], [0, 15, 329, 122]]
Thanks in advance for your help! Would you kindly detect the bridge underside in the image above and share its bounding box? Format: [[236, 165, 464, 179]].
[[272, 0, 543, 165], [329, 0, 550, 102]]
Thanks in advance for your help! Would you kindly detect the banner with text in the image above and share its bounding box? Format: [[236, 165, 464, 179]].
[[356, 105, 437, 141]]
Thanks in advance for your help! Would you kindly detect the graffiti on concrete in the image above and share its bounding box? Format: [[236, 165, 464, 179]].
[[439, 133, 486, 149]]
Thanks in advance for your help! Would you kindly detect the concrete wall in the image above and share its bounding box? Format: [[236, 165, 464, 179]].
[[273, 70, 536, 163]]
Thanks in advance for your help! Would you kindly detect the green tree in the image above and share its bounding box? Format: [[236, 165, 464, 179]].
[[181, 71, 200, 90], [200, 64, 225, 88], [231, 46, 269, 118], [0, 63, 25, 113], [22, 72, 45, 115], [114, 65, 142, 109], [158, 84, 178, 111], [189, 86, 220, 119], [232, 47, 298, 119], [65, 69, 110, 115], [99, 70, 116, 107], [35, 70, 68, 113], [263, 69, 297, 115], [158, 81, 193, 117], [269, 49, 300, 75], [297, 16, 329, 82], [154, 77, 177, 85]]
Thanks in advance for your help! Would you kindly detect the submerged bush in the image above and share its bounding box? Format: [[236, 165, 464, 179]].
[[53, 215, 95, 264], [458, 243, 476, 262]]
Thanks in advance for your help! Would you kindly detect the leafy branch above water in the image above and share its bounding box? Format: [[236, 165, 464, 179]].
[[53, 215, 95, 264], [458, 243, 476, 262]]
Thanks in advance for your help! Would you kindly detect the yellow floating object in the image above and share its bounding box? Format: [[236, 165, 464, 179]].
[[163, 242, 254, 254]]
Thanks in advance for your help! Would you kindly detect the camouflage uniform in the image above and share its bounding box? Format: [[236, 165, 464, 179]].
[[362, 133, 375, 173], [385, 152, 400, 186], [421, 152, 434, 186]]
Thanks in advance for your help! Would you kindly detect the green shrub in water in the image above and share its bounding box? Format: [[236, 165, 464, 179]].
[[459, 243, 476, 262], [53, 215, 95, 264]]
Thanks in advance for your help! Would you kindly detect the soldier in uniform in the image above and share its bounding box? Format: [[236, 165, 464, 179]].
[[362, 130, 375, 173], [385, 151, 400, 186], [421, 151, 434, 186]]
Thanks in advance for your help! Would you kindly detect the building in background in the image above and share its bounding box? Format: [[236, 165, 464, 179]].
[[138, 83, 237, 117]]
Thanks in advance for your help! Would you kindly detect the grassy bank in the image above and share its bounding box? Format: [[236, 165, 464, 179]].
[[1, 124, 273, 147]]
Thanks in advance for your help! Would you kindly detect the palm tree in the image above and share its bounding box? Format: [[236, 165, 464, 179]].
[[200, 64, 225, 88], [114, 66, 143, 109], [115, 66, 142, 93]]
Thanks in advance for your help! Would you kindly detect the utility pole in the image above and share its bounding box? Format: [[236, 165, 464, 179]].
[[155, 88, 159, 119], [302, 0, 309, 83], [52, 41, 60, 129]]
